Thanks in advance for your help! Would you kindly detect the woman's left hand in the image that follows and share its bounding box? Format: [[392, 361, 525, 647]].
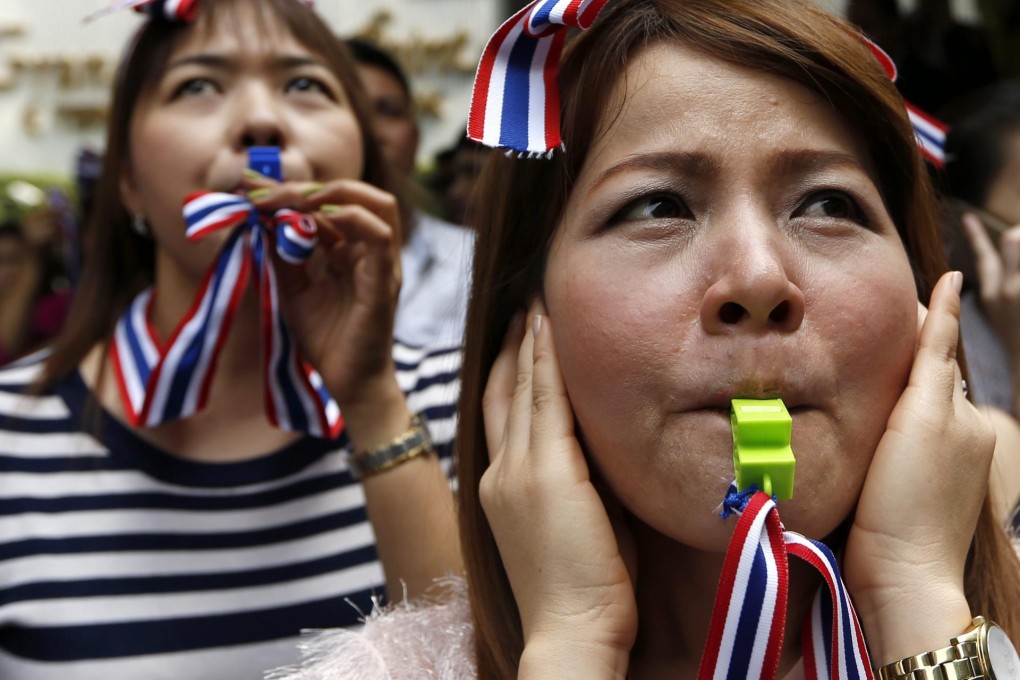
[[844, 270, 995, 665], [244, 177, 403, 410]]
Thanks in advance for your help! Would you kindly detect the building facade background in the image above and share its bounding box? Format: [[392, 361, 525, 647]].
[[0, 0, 985, 177]]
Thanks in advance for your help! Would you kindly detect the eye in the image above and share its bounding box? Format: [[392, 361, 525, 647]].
[[173, 77, 219, 98], [612, 193, 693, 222], [793, 190, 868, 224], [286, 76, 332, 97]]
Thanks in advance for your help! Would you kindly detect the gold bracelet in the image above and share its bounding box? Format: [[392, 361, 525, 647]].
[[348, 413, 435, 480]]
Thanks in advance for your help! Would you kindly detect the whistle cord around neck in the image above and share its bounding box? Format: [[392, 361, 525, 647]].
[[110, 192, 342, 438], [698, 488, 873, 680]]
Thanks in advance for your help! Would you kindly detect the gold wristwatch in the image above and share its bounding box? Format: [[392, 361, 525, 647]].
[[877, 617, 1020, 680]]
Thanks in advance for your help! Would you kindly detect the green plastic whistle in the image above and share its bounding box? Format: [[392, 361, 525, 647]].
[[731, 398, 796, 500]]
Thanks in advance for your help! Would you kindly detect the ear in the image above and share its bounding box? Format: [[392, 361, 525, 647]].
[[119, 159, 144, 216]]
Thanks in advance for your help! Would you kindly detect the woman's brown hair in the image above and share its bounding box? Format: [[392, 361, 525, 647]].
[[455, 0, 1020, 676], [38, 0, 403, 392]]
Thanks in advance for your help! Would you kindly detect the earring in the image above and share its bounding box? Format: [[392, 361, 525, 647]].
[[131, 213, 150, 237]]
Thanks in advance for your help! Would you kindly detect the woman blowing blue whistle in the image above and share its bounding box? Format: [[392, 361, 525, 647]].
[[0, 1, 462, 678], [272, 0, 1020, 678]]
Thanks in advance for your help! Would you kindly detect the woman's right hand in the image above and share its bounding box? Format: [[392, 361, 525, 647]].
[[481, 300, 636, 679]]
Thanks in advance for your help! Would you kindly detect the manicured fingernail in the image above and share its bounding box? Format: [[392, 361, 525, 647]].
[[321, 204, 341, 214], [243, 168, 268, 179], [247, 188, 271, 200], [951, 270, 963, 294], [301, 184, 324, 197], [533, 314, 542, 337]]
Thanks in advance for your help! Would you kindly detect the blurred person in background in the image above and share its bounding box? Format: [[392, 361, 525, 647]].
[[437, 133, 491, 231], [347, 37, 474, 349], [0, 192, 72, 366], [941, 80, 1020, 525]]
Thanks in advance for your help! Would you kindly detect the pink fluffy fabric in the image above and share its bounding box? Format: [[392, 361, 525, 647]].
[[268, 537, 1020, 679], [266, 578, 475, 680]]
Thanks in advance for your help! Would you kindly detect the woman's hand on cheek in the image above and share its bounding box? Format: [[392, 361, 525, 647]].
[[844, 271, 995, 665], [481, 300, 636, 680], [247, 179, 402, 408]]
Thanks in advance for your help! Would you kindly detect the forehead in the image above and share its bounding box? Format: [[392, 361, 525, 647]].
[[172, 5, 313, 57], [583, 42, 872, 173]]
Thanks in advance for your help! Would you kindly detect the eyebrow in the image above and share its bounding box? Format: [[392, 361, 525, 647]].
[[589, 152, 722, 191], [587, 148, 874, 191], [166, 53, 329, 72]]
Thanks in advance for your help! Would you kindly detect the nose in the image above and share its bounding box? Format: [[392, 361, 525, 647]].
[[230, 82, 287, 150], [699, 228, 806, 335]]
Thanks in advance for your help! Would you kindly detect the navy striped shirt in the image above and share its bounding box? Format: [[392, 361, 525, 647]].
[[0, 345, 460, 679]]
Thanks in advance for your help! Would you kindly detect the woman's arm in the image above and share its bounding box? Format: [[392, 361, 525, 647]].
[[248, 178, 462, 601]]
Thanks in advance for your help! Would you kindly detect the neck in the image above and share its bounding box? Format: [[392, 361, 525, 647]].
[[81, 266, 301, 463], [628, 518, 819, 680]]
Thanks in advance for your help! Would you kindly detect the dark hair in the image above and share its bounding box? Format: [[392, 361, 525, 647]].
[[943, 80, 1020, 207], [0, 220, 24, 241], [455, 0, 1020, 675], [40, 0, 401, 391], [344, 37, 412, 99]]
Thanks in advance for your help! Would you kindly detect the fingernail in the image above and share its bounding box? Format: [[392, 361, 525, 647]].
[[300, 184, 324, 197], [533, 314, 542, 337], [321, 204, 341, 214], [951, 270, 963, 294], [247, 188, 271, 200], [243, 168, 268, 179]]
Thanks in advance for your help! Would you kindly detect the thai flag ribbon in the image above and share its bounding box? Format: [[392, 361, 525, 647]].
[[86, 0, 313, 23], [110, 192, 343, 439], [698, 488, 873, 680], [858, 35, 947, 168], [467, 0, 612, 155]]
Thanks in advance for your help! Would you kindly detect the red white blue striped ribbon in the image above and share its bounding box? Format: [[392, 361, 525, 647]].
[[86, 0, 312, 23], [858, 35, 947, 168], [468, 0, 611, 155], [110, 192, 342, 439], [470, 2, 948, 167], [699, 488, 873, 680]]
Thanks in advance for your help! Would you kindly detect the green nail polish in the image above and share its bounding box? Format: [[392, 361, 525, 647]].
[[301, 184, 325, 197], [247, 188, 271, 200], [242, 168, 267, 179], [321, 203, 341, 214]]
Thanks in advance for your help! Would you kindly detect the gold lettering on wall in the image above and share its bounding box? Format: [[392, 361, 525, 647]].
[[0, 8, 480, 135]]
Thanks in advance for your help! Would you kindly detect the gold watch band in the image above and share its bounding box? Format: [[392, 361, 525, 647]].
[[877, 617, 989, 680], [348, 413, 435, 480]]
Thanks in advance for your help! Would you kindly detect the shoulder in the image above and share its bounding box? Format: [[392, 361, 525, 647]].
[[393, 342, 462, 451], [267, 577, 476, 680]]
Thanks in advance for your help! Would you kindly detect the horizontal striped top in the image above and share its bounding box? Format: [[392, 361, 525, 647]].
[[0, 345, 460, 680]]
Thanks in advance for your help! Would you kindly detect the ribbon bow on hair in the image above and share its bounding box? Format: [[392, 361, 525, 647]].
[[857, 35, 948, 168], [469, 0, 948, 166], [87, 0, 313, 23], [111, 193, 343, 439], [468, 0, 612, 156]]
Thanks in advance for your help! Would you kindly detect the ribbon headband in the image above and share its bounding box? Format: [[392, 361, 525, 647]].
[[469, 0, 947, 166], [87, 0, 313, 23]]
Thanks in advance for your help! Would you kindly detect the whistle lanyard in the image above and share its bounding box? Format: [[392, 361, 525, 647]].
[[110, 192, 342, 439], [698, 490, 873, 680]]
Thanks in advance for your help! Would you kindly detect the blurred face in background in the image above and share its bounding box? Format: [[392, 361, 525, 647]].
[[355, 63, 419, 178]]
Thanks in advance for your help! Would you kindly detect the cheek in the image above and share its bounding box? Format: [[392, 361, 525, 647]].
[[300, 114, 365, 182]]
